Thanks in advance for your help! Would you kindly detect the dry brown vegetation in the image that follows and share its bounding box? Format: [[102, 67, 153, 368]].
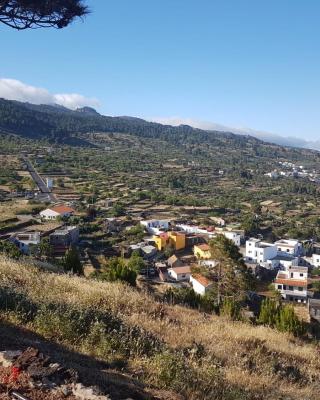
[[0, 256, 320, 399]]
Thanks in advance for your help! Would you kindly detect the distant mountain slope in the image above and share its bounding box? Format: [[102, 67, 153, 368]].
[[0, 98, 319, 164], [0, 97, 259, 144]]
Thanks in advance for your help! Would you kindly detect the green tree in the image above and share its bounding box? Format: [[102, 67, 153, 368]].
[[242, 214, 260, 236], [209, 235, 255, 304], [97, 257, 137, 286], [39, 238, 53, 260], [258, 298, 279, 326], [127, 252, 145, 273], [220, 298, 241, 320], [258, 299, 305, 337], [0, 0, 88, 30], [63, 246, 83, 275], [276, 305, 305, 337], [111, 203, 125, 217], [0, 241, 21, 259]]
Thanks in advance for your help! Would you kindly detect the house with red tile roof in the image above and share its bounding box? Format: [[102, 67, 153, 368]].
[[190, 274, 214, 295], [275, 265, 309, 303], [168, 265, 191, 281], [40, 204, 75, 220]]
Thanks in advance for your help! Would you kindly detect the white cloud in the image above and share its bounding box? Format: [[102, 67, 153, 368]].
[[150, 116, 320, 151], [0, 78, 100, 110]]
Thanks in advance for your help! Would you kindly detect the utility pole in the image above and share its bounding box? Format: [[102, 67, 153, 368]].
[[217, 261, 221, 307]]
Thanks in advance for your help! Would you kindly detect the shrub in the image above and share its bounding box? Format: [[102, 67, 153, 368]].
[[258, 298, 279, 326], [258, 299, 305, 337], [63, 246, 83, 275], [220, 298, 241, 320], [276, 305, 306, 337]]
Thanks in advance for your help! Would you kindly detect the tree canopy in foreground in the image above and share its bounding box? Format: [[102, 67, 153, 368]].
[[0, 0, 88, 30]]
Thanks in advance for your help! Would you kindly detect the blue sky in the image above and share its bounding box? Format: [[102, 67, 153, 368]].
[[1, 0, 320, 141]]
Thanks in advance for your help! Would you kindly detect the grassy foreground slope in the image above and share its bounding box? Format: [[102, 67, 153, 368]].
[[0, 256, 319, 400]]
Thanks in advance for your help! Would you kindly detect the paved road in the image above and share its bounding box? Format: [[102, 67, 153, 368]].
[[23, 157, 56, 202]]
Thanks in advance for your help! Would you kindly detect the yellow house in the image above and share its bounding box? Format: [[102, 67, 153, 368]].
[[153, 233, 169, 251], [193, 243, 212, 259], [168, 231, 186, 251], [153, 232, 186, 251]]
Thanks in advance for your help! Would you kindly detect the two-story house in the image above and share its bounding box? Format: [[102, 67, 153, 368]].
[[245, 238, 277, 264], [274, 239, 302, 257], [275, 266, 308, 303]]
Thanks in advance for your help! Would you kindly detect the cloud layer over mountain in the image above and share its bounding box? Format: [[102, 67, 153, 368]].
[[0, 78, 100, 110], [151, 117, 320, 151], [0, 78, 318, 151]]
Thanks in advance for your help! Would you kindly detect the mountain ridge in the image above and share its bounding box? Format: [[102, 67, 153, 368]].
[[0, 97, 319, 161]]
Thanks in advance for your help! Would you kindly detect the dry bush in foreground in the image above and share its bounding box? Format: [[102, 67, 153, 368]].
[[0, 256, 319, 399]]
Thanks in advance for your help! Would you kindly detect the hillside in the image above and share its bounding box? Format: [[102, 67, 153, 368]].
[[0, 256, 320, 400], [0, 98, 316, 157], [2, 97, 320, 240]]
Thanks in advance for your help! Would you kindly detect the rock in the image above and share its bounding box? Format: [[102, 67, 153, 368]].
[[0, 350, 22, 367], [60, 385, 73, 397], [72, 383, 111, 400]]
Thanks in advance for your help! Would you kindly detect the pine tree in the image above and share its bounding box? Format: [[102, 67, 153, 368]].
[[63, 246, 83, 275], [258, 298, 279, 327], [276, 305, 305, 336]]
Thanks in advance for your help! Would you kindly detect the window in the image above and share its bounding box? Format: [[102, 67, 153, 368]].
[[286, 249, 290, 253], [290, 273, 293, 278], [249, 243, 252, 246], [300, 273, 303, 277], [277, 284, 282, 290], [289, 286, 293, 291], [298, 287, 303, 291]]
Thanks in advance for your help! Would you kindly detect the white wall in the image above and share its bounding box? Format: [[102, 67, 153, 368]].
[[190, 277, 207, 295], [222, 231, 240, 247], [312, 254, 320, 268], [40, 209, 59, 220], [168, 269, 191, 281], [141, 220, 169, 235], [246, 239, 277, 263]]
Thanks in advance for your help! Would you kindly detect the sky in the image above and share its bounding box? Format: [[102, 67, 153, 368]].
[[1, 0, 320, 143]]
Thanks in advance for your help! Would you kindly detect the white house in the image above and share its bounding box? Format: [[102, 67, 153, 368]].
[[275, 266, 308, 303], [312, 254, 320, 268], [190, 274, 214, 296], [140, 219, 170, 235], [10, 232, 41, 254], [264, 170, 279, 179], [176, 224, 215, 237], [199, 259, 218, 269], [265, 255, 299, 270], [40, 204, 75, 220], [168, 266, 191, 281], [245, 238, 277, 264], [176, 224, 241, 246], [274, 239, 302, 257], [221, 231, 241, 247]]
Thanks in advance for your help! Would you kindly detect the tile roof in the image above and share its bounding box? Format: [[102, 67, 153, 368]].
[[196, 244, 210, 251], [170, 266, 191, 274], [50, 205, 75, 214], [275, 277, 308, 287], [192, 274, 213, 288]]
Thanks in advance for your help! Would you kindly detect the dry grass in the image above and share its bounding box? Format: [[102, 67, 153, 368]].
[[0, 256, 319, 399], [0, 200, 34, 222]]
